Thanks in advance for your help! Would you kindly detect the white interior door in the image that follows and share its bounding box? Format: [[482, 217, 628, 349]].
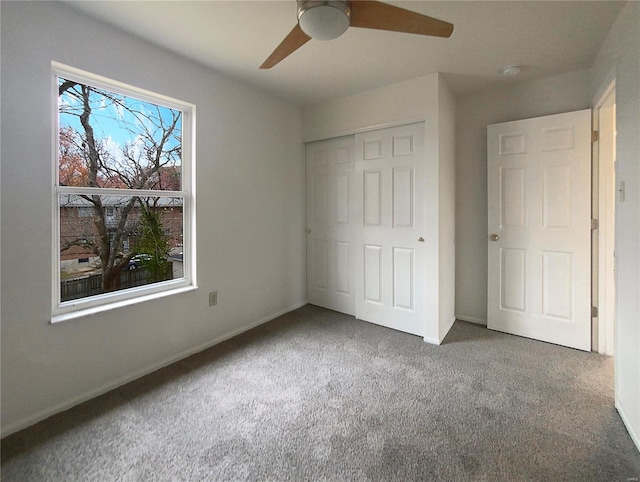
[[306, 136, 356, 315], [355, 123, 426, 336], [487, 110, 592, 351]]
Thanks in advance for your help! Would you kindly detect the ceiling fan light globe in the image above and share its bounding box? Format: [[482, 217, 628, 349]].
[[298, 2, 350, 40]]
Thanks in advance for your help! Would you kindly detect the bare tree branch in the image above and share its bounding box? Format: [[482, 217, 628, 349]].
[[58, 79, 182, 293]]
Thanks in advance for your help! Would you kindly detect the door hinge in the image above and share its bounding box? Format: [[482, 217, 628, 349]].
[[592, 130, 599, 143], [591, 306, 598, 318], [591, 219, 599, 230]]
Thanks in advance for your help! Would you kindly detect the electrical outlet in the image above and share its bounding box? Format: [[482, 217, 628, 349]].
[[209, 291, 217, 306]]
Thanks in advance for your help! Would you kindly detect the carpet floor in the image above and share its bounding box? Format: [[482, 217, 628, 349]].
[[2, 305, 639, 481]]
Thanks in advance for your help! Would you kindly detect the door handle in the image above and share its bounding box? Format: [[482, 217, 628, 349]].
[[418, 237, 424, 242], [490, 234, 499, 241]]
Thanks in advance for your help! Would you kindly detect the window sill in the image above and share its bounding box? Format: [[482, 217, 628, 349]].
[[51, 283, 198, 324]]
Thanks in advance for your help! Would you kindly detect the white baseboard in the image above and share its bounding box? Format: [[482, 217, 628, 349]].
[[423, 317, 457, 346], [1, 301, 307, 438], [423, 335, 441, 345], [455, 314, 487, 325], [615, 398, 640, 453]]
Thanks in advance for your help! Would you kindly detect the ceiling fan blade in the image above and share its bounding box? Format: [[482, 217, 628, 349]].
[[260, 24, 312, 69], [350, 1, 454, 38]]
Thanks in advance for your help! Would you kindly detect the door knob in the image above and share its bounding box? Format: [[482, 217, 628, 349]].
[[490, 234, 499, 241]]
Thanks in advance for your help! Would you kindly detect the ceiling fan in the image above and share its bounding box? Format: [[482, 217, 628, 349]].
[[260, 0, 454, 69]]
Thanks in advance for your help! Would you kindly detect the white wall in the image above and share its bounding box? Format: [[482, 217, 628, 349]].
[[590, 1, 640, 451], [438, 80, 456, 341], [454, 69, 592, 324], [302, 74, 456, 343], [0, 1, 306, 436], [302, 74, 439, 142], [421, 76, 444, 344]]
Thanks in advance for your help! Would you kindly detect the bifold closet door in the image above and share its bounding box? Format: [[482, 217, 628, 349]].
[[306, 136, 356, 315]]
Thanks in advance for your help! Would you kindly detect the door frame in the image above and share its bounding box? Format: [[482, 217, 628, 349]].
[[592, 80, 616, 355]]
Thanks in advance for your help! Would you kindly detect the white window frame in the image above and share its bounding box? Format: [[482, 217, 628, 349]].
[[52, 62, 197, 323]]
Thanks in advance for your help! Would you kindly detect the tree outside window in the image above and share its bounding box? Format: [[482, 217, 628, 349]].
[[54, 64, 194, 316]]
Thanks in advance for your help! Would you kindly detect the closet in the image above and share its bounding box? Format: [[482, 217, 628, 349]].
[[306, 122, 427, 336]]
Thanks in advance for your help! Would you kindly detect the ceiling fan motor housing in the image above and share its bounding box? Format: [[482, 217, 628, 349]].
[[297, 0, 351, 40]]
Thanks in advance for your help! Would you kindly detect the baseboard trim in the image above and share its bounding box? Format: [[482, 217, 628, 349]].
[[615, 398, 640, 453], [455, 314, 487, 325], [1, 301, 308, 439], [423, 335, 441, 345]]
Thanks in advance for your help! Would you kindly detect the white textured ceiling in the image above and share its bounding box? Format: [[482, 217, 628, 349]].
[[65, 1, 625, 106]]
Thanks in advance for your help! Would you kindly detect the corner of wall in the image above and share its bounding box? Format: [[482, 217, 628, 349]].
[[438, 317, 456, 344], [455, 314, 487, 326], [437, 74, 457, 343], [423, 334, 442, 346]]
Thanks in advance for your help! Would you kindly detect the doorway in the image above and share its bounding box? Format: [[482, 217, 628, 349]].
[[593, 81, 616, 355]]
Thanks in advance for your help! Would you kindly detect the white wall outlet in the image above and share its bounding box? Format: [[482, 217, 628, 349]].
[[209, 291, 217, 306]]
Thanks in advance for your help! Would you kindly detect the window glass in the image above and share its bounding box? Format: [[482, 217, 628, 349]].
[[54, 65, 194, 318], [58, 79, 182, 190]]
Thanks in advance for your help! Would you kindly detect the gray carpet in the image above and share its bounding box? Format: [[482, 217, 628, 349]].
[[2, 305, 639, 481]]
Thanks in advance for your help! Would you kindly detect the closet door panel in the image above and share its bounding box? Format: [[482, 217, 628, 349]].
[[306, 136, 356, 315], [355, 123, 426, 336]]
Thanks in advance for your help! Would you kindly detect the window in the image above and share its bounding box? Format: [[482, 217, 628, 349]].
[[53, 63, 196, 321], [78, 207, 93, 218]]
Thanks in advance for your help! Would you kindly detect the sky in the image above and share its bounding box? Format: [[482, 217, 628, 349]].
[[58, 76, 183, 170]]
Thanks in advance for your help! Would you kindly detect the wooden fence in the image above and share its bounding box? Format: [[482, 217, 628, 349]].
[[61, 265, 172, 302]]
